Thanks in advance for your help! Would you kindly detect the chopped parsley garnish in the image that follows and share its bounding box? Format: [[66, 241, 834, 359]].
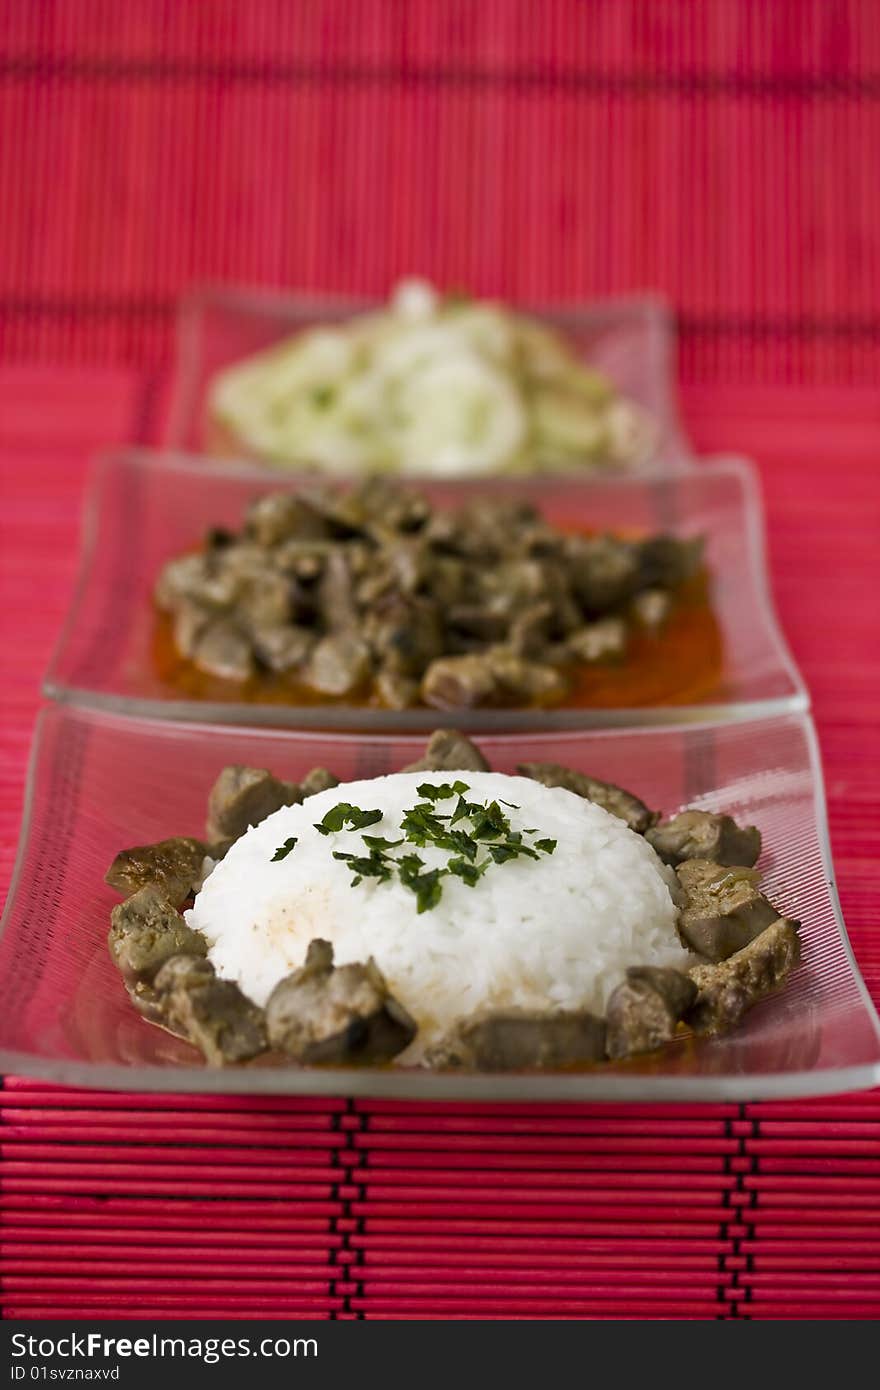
[[273, 780, 555, 910], [416, 780, 470, 802], [332, 848, 394, 888], [398, 859, 444, 914], [315, 802, 384, 835], [447, 856, 490, 887], [271, 837, 298, 861]]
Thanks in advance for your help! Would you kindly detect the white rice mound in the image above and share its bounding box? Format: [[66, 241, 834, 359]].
[[187, 771, 688, 1062]]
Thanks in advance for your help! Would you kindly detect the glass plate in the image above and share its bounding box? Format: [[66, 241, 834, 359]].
[[43, 449, 808, 731], [165, 284, 692, 470], [1, 704, 877, 1100]]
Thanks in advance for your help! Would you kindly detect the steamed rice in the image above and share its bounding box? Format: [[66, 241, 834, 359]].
[[186, 771, 688, 1061]]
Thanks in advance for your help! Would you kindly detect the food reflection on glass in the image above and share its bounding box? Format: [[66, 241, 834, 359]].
[[207, 280, 655, 475], [105, 730, 801, 1072], [153, 480, 722, 711]]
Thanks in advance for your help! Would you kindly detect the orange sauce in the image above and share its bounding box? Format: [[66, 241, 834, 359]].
[[152, 572, 723, 711]]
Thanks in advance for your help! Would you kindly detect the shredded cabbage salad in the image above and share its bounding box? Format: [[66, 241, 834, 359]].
[[209, 280, 653, 476]]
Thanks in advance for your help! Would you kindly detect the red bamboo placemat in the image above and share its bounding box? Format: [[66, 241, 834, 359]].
[[2, 0, 879, 1321]]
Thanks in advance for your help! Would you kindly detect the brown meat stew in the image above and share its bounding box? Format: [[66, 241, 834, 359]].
[[104, 730, 800, 1071], [153, 480, 721, 711]]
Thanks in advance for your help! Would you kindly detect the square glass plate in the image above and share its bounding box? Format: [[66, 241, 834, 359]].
[[165, 285, 692, 470], [43, 448, 808, 732], [1, 704, 877, 1100]]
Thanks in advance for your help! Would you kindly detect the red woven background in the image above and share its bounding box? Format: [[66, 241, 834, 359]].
[[1, 1, 879, 1319]]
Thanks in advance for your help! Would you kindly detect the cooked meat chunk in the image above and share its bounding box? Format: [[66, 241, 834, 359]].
[[375, 668, 420, 709], [206, 765, 302, 842], [129, 954, 217, 1030], [366, 596, 445, 677], [488, 651, 569, 704], [172, 600, 212, 658], [191, 619, 255, 682], [637, 535, 704, 589], [250, 623, 314, 674], [402, 729, 491, 774], [687, 918, 801, 1036], [567, 617, 628, 663], [154, 955, 267, 1065], [156, 483, 706, 709], [265, 939, 416, 1064], [125, 979, 165, 1025], [317, 548, 362, 630], [431, 1008, 606, 1071], [508, 602, 554, 658], [108, 886, 207, 986], [421, 649, 567, 709], [303, 632, 371, 696], [300, 767, 340, 798], [565, 534, 641, 611], [420, 653, 500, 708], [236, 571, 293, 630], [605, 966, 697, 1059], [676, 859, 779, 961], [646, 810, 761, 868], [105, 836, 210, 908], [301, 478, 429, 539], [516, 762, 657, 834], [154, 552, 239, 612], [630, 588, 672, 631], [246, 492, 327, 546]]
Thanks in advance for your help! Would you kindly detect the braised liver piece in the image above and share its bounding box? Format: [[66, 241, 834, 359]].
[[154, 481, 705, 710], [676, 859, 779, 961], [265, 939, 416, 1064], [401, 728, 490, 774], [153, 955, 267, 1065], [687, 918, 801, 1036], [431, 1008, 607, 1070], [646, 810, 761, 868], [606, 966, 697, 1059], [108, 885, 207, 986], [105, 836, 210, 908], [206, 765, 302, 841], [516, 762, 657, 834]]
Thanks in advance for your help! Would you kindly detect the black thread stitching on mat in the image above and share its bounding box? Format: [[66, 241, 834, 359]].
[[3, 295, 880, 341], [329, 1099, 365, 1319], [2, 55, 880, 97], [719, 1105, 755, 1321]]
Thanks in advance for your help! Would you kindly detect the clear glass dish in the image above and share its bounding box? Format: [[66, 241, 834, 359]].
[[43, 449, 808, 731], [1, 704, 877, 1100], [165, 284, 692, 471]]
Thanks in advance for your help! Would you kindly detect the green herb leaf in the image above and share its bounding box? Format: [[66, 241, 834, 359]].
[[447, 857, 489, 887], [361, 835, 404, 851], [486, 839, 540, 864], [534, 838, 557, 855], [270, 837, 298, 861], [331, 849, 393, 886], [400, 804, 449, 845], [469, 801, 511, 840], [398, 861, 445, 914], [315, 802, 383, 835], [397, 852, 425, 875], [415, 780, 470, 802]]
